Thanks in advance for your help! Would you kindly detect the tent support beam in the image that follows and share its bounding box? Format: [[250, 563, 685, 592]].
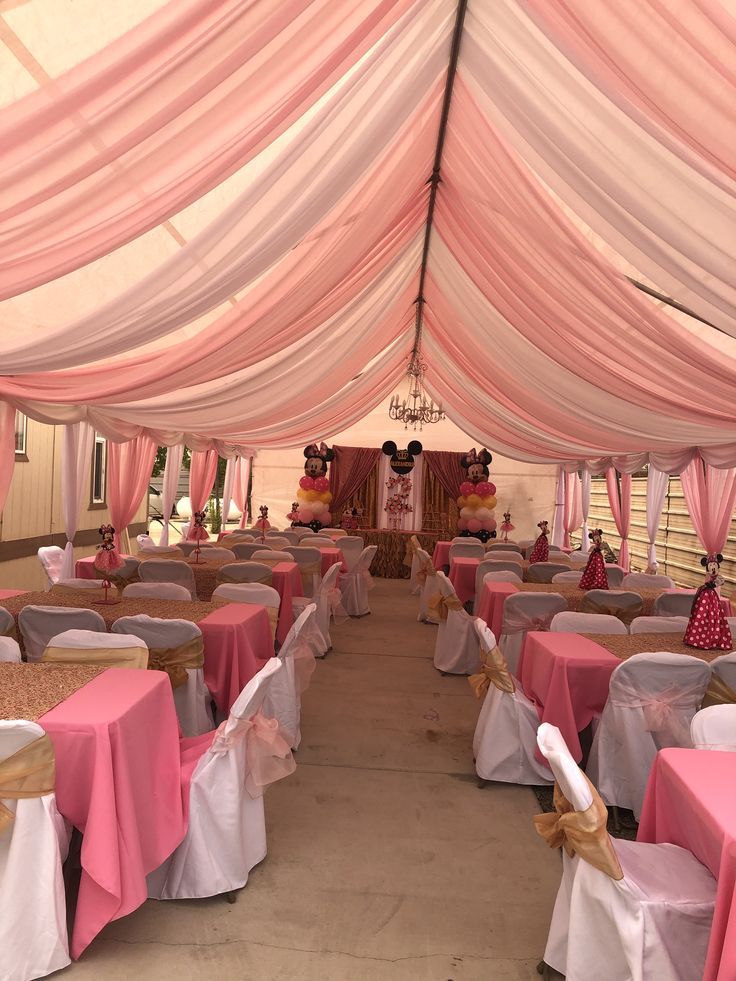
[[626, 277, 725, 335], [412, 0, 468, 361]]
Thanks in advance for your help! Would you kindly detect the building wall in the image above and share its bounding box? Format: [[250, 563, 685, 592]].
[[0, 417, 148, 590]]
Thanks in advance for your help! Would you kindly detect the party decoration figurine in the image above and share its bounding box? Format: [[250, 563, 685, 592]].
[[500, 509, 515, 542], [254, 504, 271, 533], [341, 506, 361, 531], [578, 528, 608, 590], [528, 520, 550, 564], [187, 508, 209, 561], [684, 554, 733, 650], [293, 441, 335, 531], [93, 523, 124, 604], [287, 501, 300, 526], [456, 448, 497, 542]]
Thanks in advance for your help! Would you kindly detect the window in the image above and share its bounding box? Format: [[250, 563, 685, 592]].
[[91, 433, 107, 505], [14, 412, 27, 458]]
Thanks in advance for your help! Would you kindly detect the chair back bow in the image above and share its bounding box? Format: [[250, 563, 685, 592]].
[[217, 567, 272, 586], [610, 680, 705, 743], [416, 557, 437, 587], [147, 636, 204, 688], [468, 643, 515, 698], [0, 734, 55, 834], [211, 710, 296, 797], [502, 610, 555, 634], [428, 591, 464, 622], [327, 587, 349, 624]]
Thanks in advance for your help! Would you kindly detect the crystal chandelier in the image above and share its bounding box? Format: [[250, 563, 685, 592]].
[[388, 354, 445, 430]]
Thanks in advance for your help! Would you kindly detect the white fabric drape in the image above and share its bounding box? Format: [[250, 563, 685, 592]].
[[580, 469, 591, 553], [409, 452, 423, 530], [645, 466, 669, 572], [158, 443, 184, 547], [221, 457, 237, 535], [60, 422, 94, 578], [221, 454, 252, 530], [551, 467, 565, 548], [377, 454, 423, 531]]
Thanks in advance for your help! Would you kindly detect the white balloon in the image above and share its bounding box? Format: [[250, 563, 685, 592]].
[[460, 506, 472, 519], [311, 500, 326, 515]]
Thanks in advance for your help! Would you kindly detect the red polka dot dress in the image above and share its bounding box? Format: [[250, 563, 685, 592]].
[[684, 578, 733, 650], [529, 532, 549, 564], [579, 546, 608, 590]]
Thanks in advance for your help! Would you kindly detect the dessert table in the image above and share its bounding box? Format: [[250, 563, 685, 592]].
[[360, 529, 450, 579], [638, 748, 736, 981]]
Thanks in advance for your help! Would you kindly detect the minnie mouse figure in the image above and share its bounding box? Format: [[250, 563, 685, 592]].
[[254, 504, 271, 532], [684, 554, 733, 650], [457, 448, 497, 543], [579, 528, 608, 590], [187, 509, 209, 543], [528, 520, 550, 564], [294, 441, 335, 531], [500, 509, 515, 543], [94, 523, 124, 574], [287, 501, 300, 526]]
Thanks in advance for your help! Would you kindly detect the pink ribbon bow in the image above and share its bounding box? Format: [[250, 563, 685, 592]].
[[212, 710, 296, 798]]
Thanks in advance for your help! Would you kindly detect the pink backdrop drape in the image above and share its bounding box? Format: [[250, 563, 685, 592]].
[[423, 450, 465, 501], [0, 404, 15, 517], [605, 468, 632, 571], [189, 449, 219, 514], [107, 435, 157, 549], [680, 457, 736, 556], [563, 471, 583, 549], [330, 446, 382, 514]]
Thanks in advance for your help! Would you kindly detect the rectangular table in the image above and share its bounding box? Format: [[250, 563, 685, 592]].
[[319, 547, 346, 577], [75, 555, 134, 580], [638, 748, 736, 981]]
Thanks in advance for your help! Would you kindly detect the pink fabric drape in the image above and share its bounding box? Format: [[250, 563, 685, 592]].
[[680, 456, 736, 556], [107, 435, 157, 549], [232, 456, 252, 529], [330, 446, 382, 513], [605, 468, 632, 572], [0, 403, 15, 517], [423, 450, 465, 500], [189, 450, 219, 513], [563, 471, 583, 549]]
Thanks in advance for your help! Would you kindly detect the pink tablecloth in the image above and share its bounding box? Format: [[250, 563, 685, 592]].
[[271, 561, 304, 645], [476, 580, 518, 637], [638, 748, 736, 981], [320, 547, 346, 576], [40, 669, 186, 958], [433, 541, 452, 570], [75, 555, 134, 579], [449, 556, 478, 604], [200, 604, 273, 714], [0, 588, 28, 598], [518, 632, 620, 764]]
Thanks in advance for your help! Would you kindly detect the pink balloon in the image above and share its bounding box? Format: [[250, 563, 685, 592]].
[[314, 476, 329, 492], [481, 518, 497, 532], [318, 512, 331, 525], [298, 509, 314, 523], [467, 518, 482, 533], [486, 482, 497, 496], [475, 481, 492, 497], [460, 481, 474, 496], [299, 475, 315, 490], [457, 517, 469, 531]]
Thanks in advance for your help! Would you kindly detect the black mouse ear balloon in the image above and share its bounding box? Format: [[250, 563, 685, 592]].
[[382, 440, 397, 456], [407, 440, 423, 455], [701, 556, 709, 567]]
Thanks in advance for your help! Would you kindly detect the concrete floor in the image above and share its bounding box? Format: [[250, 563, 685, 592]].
[[64, 578, 560, 980]]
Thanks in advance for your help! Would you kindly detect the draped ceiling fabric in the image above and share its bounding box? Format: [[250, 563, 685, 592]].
[[1, 0, 736, 515]]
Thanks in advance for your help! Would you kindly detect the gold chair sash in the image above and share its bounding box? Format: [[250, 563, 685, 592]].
[[416, 558, 437, 587], [468, 644, 515, 698], [42, 643, 148, 670], [580, 594, 643, 626], [296, 560, 321, 593], [265, 606, 279, 641], [533, 774, 623, 880], [403, 535, 421, 569], [147, 637, 204, 688], [702, 673, 736, 708], [138, 549, 184, 561], [217, 568, 273, 586], [50, 583, 107, 598], [0, 734, 55, 834], [428, 592, 464, 622]]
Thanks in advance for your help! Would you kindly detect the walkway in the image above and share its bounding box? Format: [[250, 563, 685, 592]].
[[72, 578, 559, 980]]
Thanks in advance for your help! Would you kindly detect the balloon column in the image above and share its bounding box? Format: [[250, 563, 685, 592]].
[[292, 442, 335, 531], [457, 448, 497, 542]]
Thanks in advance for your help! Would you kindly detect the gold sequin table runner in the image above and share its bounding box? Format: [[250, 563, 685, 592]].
[[0, 662, 106, 721]]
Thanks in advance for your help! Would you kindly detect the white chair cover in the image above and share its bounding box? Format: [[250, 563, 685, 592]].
[[432, 572, 480, 675], [0, 637, 21, 662], [691, 704, 736, 751], [42, 629, 149, 669], [604, 566, 626, 588], [0, 720, 71, 981], [550, 612, 627, 634], [526, 562, 571, 583], [483, 559, 528, 576], [622, 572, 675, 589], [212, 583, 280, 641], [338, 536, 364, 573], [629, 615, 689, 634], [653, 591, 696, 617], [480, 550, 523, 565], [137, 545, 185, 558], [292, 527, 316, 539], [260, 604, 317, 749], [448, 541, 485, 562], [537, 722, 716, 981], [263, 536, 290, 550], [473, 561, 522, 612], [37, 545, 65, 590], [18, 606, 106, 662], [415, 547, 441, 624], [709, 651, 736, 693], [567, 551, 589, 566], [307, 537, 334, 548], [195, 547, 236, 562], [112, 616, 213, 737], [217, 562, 273, 584], [340, 545, 378, 617], [136, 534, 155, 549], [486, 542, 523, 554], [147, 658, 291, 900], [471, 620, 552, 784], [321, 528, 347, 540], [499, 593, 567, 675], [482, 569, 523, 585], [251, 549, 281, 562], [583, 589, 644, 623], [292, 562, 344, 656], [122, 582, 192, 600], [232, 542, 270, 560], [139, 559, 197, 599], [587, 652, 711, 818], [0, 608, 15, 638], [283, 546, 322, 597], [551, 571, 583, 584]]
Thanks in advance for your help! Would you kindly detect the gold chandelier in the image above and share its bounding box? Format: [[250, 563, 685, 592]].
[[388, 354, 445, 430]]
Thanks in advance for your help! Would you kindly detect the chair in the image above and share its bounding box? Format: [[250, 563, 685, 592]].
[[283, 546, 322, 597], [321, 528, 347, 541], [216, 562, 273, 585], [292, 562, 343, 655], [473, 560, 521, 613], [0, 720, 71, 981], [480, 550, 523, 565], [581, 589, 643, 625], [307, 536, 334, 548], [112, 616, 214, 737], [652, 591, 696, 617], [526, 562, 570, 583], [261, 604, 318, 749], [536, 723, 716, 981], [622, 572, 675, 589], [339, 536, 364, 573], [705, 651, 736, 709], [41, 629, 149, 669], [340, 545, 378, 617], [449, 541, 484, 562], [122, 582, 192, 601], [551, 571, 583, 584], [137, 534, 155, 549], [51, 578, 105, 591], [292, 527, 316, 539], [415, 547, 441, 624], [486, 542, 523, 554], [147, 658, 294, 900], [587, 652, 711, 818], [270, 530, 300, 545], [0, 608, 15, 640], [482, 570, 522, 585], [629, 615, 688, 634], [251, 549, 280, 563], [431, 572, 480, 675], [139, 559, 197, 599], [550, 612, 627, 635], [604, 565, 625, 588], [232, 542, 270, 560], [499, 593, 567, 675], [0, 637, 21, 662], [691, 705, 736, 751], [471, 620, 552, 785], [263, 536, 291, 551], [211, 583, 281, 641], [18, 606, 106, 662], [37, 545, 65, 590], [483, 560, 528, 577], [137, 545, 185, 559], [567, 551, 589, 566], [194, 547, 236, 562]]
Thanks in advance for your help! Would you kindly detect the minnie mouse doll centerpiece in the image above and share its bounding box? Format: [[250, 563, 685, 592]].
[[684, 554, 733, 650], [457, 449, 497, 543], [500, 509, 515, 543], [528, 520, 550, 564], [93, 523, 124, 603], [187, 509, 209, 561], [578, 528, 608, 590], [292, 442, 334, 532]]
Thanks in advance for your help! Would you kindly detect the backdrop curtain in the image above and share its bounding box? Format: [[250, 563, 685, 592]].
[[0, 404, 15, 518], [107, 435, 157, 551], [158, 443, 184, 547], [580, 469, 591, 553], [60, 422, 94, 579], [551, 467, 565, 549], [562, 470, 583, 549], [188, 449, 219, 539], [605, 467, 632, 571], [330, 445, 382, 514], [645, 466, 670, 571], [680, 457, 736, 556], [422, 460, 457, 534], [423, 450, 464, 500], [339, 466, 379, 529]]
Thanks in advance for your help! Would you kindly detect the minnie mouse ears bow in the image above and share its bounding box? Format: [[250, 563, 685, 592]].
[[701, 553, 724, 567], [304, 441, 331, 460]]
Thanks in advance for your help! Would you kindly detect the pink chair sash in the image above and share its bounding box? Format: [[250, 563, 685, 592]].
[[609, 681, 705, 744], [328, 586, 349, 624], [211, 710, 296, 798], [502, 610, 555, 634]]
